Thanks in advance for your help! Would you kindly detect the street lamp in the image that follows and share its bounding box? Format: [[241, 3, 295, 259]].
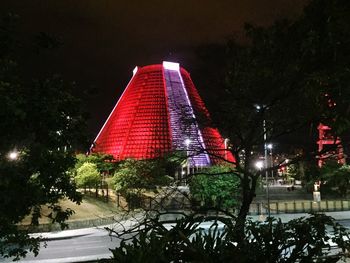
[[7, 150, 19, 161], [255, 160, 264, 170], [255, 104, 271, 217], [267, 143, 274, 180]]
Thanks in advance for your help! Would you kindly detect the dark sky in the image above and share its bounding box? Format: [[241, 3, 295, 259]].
[[1, 0, 307, 138]]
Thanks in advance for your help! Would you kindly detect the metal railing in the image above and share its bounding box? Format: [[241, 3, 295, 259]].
[[249, 200, 350, 215]]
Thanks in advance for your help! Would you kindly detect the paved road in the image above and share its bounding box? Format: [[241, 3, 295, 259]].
[[0, 226, 125, 263], [0, 216, 142, 263], [337, 219, 350, 228], [2, 213, 350, 262], [21, 232, 119, 263]]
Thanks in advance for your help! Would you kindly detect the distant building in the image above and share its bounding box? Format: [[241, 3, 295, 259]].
[[91, 61, 234, 166], [317, 123, 345, 167]]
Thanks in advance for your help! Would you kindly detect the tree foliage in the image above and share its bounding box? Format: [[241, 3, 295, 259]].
[[112, 158, 173, 209], [193, 0, 350, 238], [75, 162, 100, 188], [320, 161, 350, 197], [107, 213, 350, 263], [75, 153, 116, 175], [112, 159, 172, 195], [0, 14, 87, 259], [189, 166, 240, 210]]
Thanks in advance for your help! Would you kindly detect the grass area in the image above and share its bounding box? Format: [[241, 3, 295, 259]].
[[21, 195, 120, 225]]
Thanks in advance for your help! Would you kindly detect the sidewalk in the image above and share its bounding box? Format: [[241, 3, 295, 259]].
[[30, 212, 145, 240]]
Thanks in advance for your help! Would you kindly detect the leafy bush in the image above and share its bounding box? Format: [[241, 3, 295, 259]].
[[107, 214, 350, 263], [189, 166, 240, 210], [75, 162, 100, 188], [75, 153, 116, 175], [320, 162, 350, 197], [112, 159, 173, 196]]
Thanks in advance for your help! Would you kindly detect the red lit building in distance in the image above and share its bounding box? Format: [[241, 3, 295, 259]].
[[317, 123, 345, 167], [91, 61, 234, 166]]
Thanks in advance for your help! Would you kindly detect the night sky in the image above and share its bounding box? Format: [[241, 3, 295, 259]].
[[1, 0, 307, 138]]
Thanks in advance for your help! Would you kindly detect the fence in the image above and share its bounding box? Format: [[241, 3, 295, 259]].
[[249, 200, 350, 215], [116, 194, 192, 211], [115, 193, 350, 215]]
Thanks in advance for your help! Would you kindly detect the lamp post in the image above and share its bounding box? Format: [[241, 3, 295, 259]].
[[256, 104, 271, 217], [263, 121, 271, 217], [267, 143, 274, 181]]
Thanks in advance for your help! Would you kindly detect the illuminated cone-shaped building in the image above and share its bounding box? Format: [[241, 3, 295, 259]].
[[92, 61, 234, 166]]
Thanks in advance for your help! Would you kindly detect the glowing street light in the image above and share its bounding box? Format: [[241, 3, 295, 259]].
[[267, 143, 274, 179], [255, 160, 264, 170], [8, 150, 19, 161]]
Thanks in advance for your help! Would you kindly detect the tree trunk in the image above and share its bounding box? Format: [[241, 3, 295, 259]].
[[234, 174, 257, 242]]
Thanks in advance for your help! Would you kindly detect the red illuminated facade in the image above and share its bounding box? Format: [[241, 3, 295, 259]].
[[317, 123, 345, 167], [92, 61, 234, 165]]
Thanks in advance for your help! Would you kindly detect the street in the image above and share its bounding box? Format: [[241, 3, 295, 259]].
[[0, 215, 142, 263], [19, 233, 118, 263], [0, 226, 126, 263]]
